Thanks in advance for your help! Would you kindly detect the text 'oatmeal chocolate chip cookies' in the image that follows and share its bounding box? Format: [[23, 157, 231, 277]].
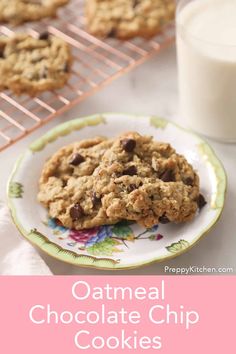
[[38, 131, 204, 230], [86, 0, 175, 39], [0, 0, 69, 25], [0, 34, 72, 95]]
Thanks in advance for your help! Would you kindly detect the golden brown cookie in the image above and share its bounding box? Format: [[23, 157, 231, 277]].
[[38, 132, 203, 230], [0, 0, 69, 25], [92, 132, 200, 227], [0, 33, 72, 95], [86, 0, 175, 39], [38, 137, 117, 229]]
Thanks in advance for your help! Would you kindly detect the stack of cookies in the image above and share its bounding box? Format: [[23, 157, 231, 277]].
[[38, 132, 206, 230]]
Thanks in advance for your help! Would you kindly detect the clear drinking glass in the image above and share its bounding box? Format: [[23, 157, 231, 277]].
[[176, 0, 236, 142]]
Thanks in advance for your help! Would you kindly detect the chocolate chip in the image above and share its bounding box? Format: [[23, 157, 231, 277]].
[[62, 180, 67, 187], [197, 194, 207, 209], [123, 165, 137, 176], [63, 62, 69, 73], [70, 203, 84, 220], [69, 153, 85, 166], [160, 169, 175, 182], [121, 138, 136, 153], [128, 184, 137, 192], [107, 28, 116, 37], [92, 193, 101, 206], [0, 48, 4, 58], [133, 0, 139, 7], [185, 177, 194, 186], [159, 215, 170, 224], [55, 218, 63, 226], [39, 31, 50, 40]]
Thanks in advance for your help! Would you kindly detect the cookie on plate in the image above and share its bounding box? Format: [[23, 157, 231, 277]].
[[38, 132, 203, 230], [92, 132, 200, 227], [0, 0, 69, 25], [97, 176, 200, 228], [86, 0, 175, 39], [0, 33, 72, 95], [94, 132, 199, 185], [38, 137, 118, 229]]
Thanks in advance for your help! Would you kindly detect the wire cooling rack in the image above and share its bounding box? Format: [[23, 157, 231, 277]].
[[0, 0, 175, 152]]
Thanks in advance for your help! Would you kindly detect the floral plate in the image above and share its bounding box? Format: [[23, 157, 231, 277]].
[[7, 114, 226, 269]]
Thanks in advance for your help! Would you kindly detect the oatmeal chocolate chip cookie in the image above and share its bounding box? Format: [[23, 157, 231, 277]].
[[91, 132, 200, 227], [39, 136, 113, 186], [0, 33, 72, 95], [38, 132, 203, 230], [95, 175, 199, 228], [94, 132, 199, 187], [38, 137, 117, 229], [40, 175, 120, 229], [86, 0, 175, 39], [0, 0, 69, 25]]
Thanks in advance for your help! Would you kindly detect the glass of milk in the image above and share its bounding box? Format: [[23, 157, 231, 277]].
[[176, 0, 236, 142]]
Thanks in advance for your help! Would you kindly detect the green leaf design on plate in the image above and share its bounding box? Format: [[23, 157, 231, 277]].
[[28, 229, 119, 265], [28, 228, 48, 246], [111, 221, 134, 239], [150, 116, 168, 129], [87, 238, 122, 256], [9, 182, 23, 198], [198, 143, 226, 209], [29, 116, 106, 152], [149, 234, 157, 240], [166, 239, 189, 253]]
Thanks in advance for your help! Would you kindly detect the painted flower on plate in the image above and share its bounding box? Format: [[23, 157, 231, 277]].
[[69, 227, 99, 244]]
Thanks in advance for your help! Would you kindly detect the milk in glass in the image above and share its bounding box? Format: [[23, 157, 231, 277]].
[[177, 0, 236, 141]]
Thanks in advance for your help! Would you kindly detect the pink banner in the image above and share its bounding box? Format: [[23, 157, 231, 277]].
[[1, 276, 235, 353]]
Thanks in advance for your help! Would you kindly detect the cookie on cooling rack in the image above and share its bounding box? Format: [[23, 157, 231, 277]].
[[0, 32, 72, 95], [86, 0, 175, 39], [0, 0, 69, 25]]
